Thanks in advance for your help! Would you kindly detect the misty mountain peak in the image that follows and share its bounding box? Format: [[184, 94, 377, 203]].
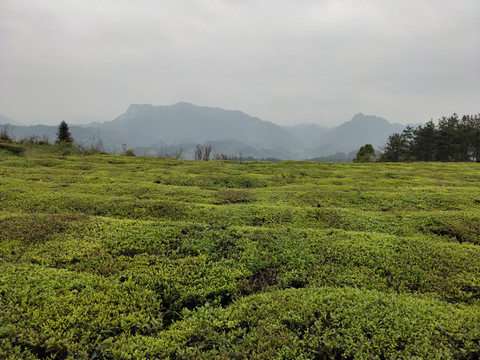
[[349, 113, 389, 126], [0, 114, 22, 126], [126, 103, 154, 113], [172, 101, 196, 108]]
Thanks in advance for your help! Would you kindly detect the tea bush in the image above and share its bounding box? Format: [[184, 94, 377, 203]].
[[108, 287, 480, 359], [0, 142, 25, 156], [0, 264, 163, 359], [1, 152, 479, 358]]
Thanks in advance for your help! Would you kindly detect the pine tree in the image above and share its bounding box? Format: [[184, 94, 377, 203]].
[[56, 121, 73, 144], [437, 115, 461, 161], [379, 133, 409, 162], [412, 121, 437, 161]]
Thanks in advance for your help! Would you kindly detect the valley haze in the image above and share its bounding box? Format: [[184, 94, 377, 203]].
[[1, 102, 407, 161]]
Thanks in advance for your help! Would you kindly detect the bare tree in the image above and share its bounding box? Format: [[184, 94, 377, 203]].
[[158, 146, 184, 159], [202, 144, 212, 161], [195, 144, 203, 161], [173, 147, 184, 159], [214, 152, 247, 162], [194, 144, 214, 161]]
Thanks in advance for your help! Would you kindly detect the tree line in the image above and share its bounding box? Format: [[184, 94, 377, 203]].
[[380, 114, 480, 162]]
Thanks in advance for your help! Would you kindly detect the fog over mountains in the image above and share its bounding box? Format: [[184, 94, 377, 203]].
[[1, 102, 408, 160], [0, 114, 23, 126]]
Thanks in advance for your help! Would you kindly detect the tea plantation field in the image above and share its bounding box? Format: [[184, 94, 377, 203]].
[[1, 150, 479, 359]]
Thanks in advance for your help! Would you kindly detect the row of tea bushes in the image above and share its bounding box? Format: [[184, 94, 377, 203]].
[[2, 192, 479, 244], [1, 153, 480, 358], [2, 214, 479, 306], [109, 287, 480, 359]]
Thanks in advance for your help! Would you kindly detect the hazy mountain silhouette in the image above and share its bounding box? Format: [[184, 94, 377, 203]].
[[99, 102, 295, 149], [0, 114, 23, 126], [304, 113, 406, 158], [283, 123, 328, 149], [2, 103, 408, 160]]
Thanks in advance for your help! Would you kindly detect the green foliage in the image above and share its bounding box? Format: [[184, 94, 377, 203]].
[[0, 126, 12, 142], [55, 120, 73, 144], [0, 264, 163, 358], [353, 143, 376, 163], [108, 287, 480, 359], [1, 155, 480, 358], [380, 114, 480, 162], [0, 142, 25, 156], [123, 148, 135, 156], [216, 189, 250, 204], [18, 135, 50, 146], [0, 213, 89, 245]]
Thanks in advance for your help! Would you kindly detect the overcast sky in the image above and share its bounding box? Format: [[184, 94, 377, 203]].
[[1, 0, 479, 126]]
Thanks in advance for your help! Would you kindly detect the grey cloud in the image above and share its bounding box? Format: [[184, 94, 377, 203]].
[[0, 0, 478, 126]]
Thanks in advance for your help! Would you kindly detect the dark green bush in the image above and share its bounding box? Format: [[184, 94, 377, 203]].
[[0, 142, 25, 156], [0, 214, 89, 245], [216, 189, 250, 204]]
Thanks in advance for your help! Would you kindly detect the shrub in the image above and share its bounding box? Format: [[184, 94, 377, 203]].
[[107, 287, 480, 359], [216, 189, 250, 204], [0, 264, 163, 358], [124, 149, 135, 156], [0, 214, 89, 245], [0, 142, 25, 156], [19, 135, 50, 145], [353, 144, 376, 163], [0, 126, 13, 142]]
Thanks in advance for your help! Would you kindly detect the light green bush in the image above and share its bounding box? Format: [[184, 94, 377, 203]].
[[1, 155, 479, 358]]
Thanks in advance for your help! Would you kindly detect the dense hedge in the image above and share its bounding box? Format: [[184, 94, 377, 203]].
[[109, 287, 480, 359], [1, 153, 479, 358]]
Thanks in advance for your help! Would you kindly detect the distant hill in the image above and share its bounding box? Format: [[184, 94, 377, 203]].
[[283, 123, 328, 149], [0, 114, 23, 126], [3, 103, 408, 160], [7, 124, 103, 147], [304, 113, 406, 158], [100, 102, 295, 150]]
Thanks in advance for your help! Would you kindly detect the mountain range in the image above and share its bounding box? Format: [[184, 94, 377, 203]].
[[1, 102, 408, 161], [0, 114, 23, 126]]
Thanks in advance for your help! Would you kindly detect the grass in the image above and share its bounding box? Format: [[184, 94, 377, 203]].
[[0, 148, 479, 359]]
